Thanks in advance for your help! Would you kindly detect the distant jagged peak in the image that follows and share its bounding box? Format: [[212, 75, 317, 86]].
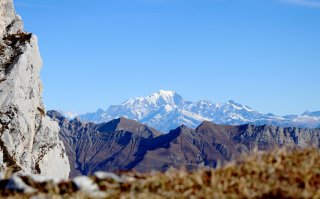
[[226, 100, 244, 108], [56, 110, 78, 119], [116, 117, 147, 130], [176, 124, 189, 130], [198, 99, 214, 105], [196, 120, 234, 132], [224, 100, 255, 112], [97, 117, 161, 137], [123, 90, 184, 107], [302, 111, 320, 117], [156, 90, 178, 98], [161, 124, 195, 141], [77, 91, 320, 132], [190, 100, 215, 108], [47, 110, 65, 121], [197, 120, 220, 129]]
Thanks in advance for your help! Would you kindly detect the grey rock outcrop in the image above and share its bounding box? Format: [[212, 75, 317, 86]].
[[0, 0, 70, 178]]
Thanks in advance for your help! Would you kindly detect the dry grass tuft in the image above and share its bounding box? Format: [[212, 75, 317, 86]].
[[107, 148, 320, 199], [1, 148, 320, 199]]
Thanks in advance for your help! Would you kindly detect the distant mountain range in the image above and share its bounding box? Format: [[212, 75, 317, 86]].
[[67, 90, 320, 133], [47, 110, 320, 178]]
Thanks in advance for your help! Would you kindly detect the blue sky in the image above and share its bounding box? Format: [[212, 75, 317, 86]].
[[14, 0, 320, 115]]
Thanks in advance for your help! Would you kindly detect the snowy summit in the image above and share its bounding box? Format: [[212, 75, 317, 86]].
[[77, 90, 320, 133]]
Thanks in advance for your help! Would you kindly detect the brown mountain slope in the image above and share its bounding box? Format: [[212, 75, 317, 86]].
[[47, 111, 320, 177], [48, 111, 161, 177], [133, 123, 241, 172]]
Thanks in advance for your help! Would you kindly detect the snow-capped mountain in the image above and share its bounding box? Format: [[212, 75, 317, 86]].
[[58, 110, 78, 119], [302, 111, 320, 118], [77, 90, 320, 133]]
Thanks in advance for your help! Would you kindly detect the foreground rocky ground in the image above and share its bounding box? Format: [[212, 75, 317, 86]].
[[0, 148, 319, 199]]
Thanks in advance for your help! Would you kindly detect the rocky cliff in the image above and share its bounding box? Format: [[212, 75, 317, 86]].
[[0, 0, 70, 178]]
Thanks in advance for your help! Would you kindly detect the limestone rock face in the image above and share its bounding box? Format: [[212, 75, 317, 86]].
[[0, 0, 70, 178], [0, 0, 14, 37]]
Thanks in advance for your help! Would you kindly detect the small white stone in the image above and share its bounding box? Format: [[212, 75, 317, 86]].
[[73, 176, 99, 193], [28, 174, 62, 184], [88, 191, 108, 199], [94, 171, 122, 182]]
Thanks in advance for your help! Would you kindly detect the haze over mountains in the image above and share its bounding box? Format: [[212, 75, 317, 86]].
[[68, 90, 320, 133]]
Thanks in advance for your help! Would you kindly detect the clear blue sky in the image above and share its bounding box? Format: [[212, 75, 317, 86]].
[[14, 0, 320, 115]]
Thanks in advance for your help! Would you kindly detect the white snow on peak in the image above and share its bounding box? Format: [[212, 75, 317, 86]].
[[164, 104, 174, 112], [180, 110, 211, 121], [58, 110, 78, 119], [225, 100, 243, 110], [151, 90, 178, 104], [123, 90, 181, 107], [243, 105, 254, 112], [65, 112, 78, 119], [77, 91, 320, 132], [229, 103, 243, 110], [223, 100, 255, 112], [158, 90, 176, 97]]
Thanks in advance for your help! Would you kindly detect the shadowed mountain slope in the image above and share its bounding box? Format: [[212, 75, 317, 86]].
[[48, 110, 320, 177], [47, 111, 160, 177]]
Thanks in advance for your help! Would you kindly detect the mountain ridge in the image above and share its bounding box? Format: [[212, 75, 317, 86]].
[[72, 90, 320, 132], [48, 110, 320, 177]]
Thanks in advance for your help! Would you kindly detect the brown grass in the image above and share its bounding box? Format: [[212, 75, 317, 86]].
[[1, 148, 320, 199]]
